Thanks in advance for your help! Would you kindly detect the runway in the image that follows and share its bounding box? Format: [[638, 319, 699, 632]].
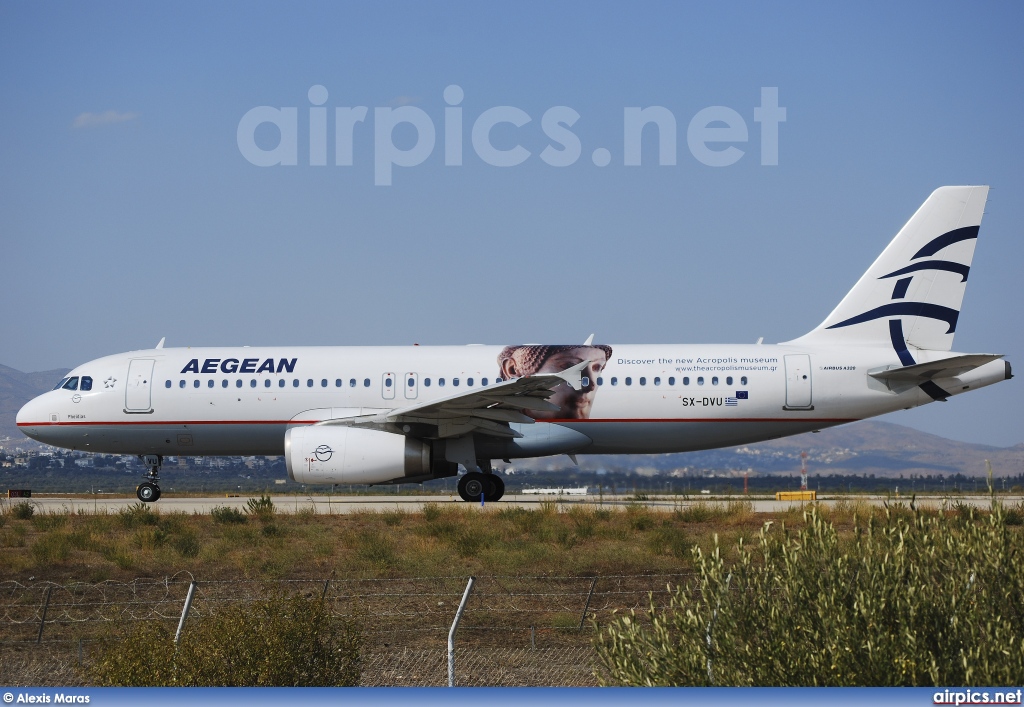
[[9, 493, 1020, 515]]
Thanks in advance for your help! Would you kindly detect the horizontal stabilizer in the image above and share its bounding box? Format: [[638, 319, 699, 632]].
[[868, 354, 1003, 383]]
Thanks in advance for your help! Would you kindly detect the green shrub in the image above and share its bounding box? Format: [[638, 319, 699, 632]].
[[11, 502, 35, 520], [211, 506, 247, 524], [90, 594, 360, 686], [597, 501, 1024, 686], [245, 495, 275, 520], [118, 503, 158, 528]]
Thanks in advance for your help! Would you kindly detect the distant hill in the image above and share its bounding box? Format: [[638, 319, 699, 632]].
[[1, 363, 1020, 477], [0, 364, 70, 445]]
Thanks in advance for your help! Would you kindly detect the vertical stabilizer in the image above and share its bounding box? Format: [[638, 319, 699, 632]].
[[786, 186, 989, 352]]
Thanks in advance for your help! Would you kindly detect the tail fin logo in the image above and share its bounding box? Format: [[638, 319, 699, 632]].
[[825, 225, 977, 334]]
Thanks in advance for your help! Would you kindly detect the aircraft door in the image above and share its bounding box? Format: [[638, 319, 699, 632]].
[[783, 354, 813, 410], [404, 372, 419, 399], [382, 372, 396, 400], [125, 359, 155, 413]]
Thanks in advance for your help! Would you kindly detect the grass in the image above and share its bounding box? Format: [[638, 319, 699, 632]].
[[1, 498, 1017, 584]]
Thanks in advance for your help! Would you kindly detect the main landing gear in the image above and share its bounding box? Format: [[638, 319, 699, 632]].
[[136, 454, 162, 503], [458, 471, 505, 503]]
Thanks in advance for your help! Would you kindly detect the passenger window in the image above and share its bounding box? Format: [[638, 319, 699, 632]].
[[336, 379, 342, 387], [597, 377, 603, 386], [467, 378, 474, 386], [193, 380, 200, 389], [165, 380, 171, 389], [581, 377, 590, 387], [349, 379, 356, 387], [495, 377, 503, 383], [278, 379, 285, 388], [63, 377, 79, 391], [407, 377, 415, 387], [741, 376, 748, 385], [481, 377, 488, 386], [80, 376, 93, 391], [424, 378, 431, 387], [53, 378, 70, 390], [439, 378, 446, 387], [726, 376, 733, 385], [321, 379, 327, 388], [683, 377, 689, 385], [307, 379, 314, 388], [697, 377, 704, 386], [363, 378, 370, 387], [208, 380, 214, 389], [179, 380, 186, 389], [712, 377, 719, 385], [264, 379, 271, 388], [236, 380, 243, 388], [668, 377, 676, 386], [293, 379, 299, 388], [639, 377, 646, 386], [611, 377, 618, 386], [222, 380, 229, 388], [250, 379, 257, 388], [385, 378, 392, 388], [654, 377, 661, 386], [453, 378, 459, 387], [625, 377, 632, 386]]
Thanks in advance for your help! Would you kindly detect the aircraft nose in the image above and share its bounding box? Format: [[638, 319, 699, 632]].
[[16, 395, 49, 440]]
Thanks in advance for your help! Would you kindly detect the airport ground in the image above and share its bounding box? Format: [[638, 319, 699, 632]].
[[13, 490, 1024, 515], [3, 492, 1022, 687]]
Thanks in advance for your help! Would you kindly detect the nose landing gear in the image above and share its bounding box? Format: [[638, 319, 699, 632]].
[[136, 454, 162, 503]]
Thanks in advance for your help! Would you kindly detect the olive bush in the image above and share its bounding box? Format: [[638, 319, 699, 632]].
[[597, 501, 1024, 686], [90, 594, 360, 686]]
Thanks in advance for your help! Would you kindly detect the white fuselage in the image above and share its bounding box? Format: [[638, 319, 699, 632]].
[[15, 343, 1008, 461]]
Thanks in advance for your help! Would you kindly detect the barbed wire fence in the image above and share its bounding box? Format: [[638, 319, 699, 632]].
[[0, 572, 698, 687]]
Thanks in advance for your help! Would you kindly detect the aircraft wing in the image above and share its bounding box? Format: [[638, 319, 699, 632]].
[[868, 354, 1003, 382], [319, 359, 591, 439]]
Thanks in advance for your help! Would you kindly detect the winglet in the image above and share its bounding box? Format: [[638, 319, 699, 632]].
[[539, 359, 591, 391], [155, 337, 165, 350], [583, 333, 595, 346]]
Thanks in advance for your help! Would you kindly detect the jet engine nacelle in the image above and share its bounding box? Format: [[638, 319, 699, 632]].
[[285, 425, 450, 485]]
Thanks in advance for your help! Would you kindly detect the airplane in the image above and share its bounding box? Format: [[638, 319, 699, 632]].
[[16, 186, 1011, 503]]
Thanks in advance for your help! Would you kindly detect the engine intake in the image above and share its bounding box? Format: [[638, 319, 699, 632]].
[[285, 425, 453, 485]]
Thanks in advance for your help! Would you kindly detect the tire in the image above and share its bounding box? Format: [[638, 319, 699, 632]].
[[486, 475, 505, 502], [458, 472, 486, 502], [136, 482, 159, 503]]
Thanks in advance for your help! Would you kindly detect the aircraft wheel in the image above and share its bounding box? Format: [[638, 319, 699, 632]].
[[486, 475, 505, 502], [136, 482, 160, 503], [458, 472, 486, 502]]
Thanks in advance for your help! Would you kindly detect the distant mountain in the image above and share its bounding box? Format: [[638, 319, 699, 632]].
[[1, 364, 1020, 477], [559, 420, 1024, 478], [0, 364, 70, 446]]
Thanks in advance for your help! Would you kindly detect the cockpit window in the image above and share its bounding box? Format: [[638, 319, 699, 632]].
[[61, 377, 80, 391], [53, 378, 70, 390], [80, 376, 93, 391]]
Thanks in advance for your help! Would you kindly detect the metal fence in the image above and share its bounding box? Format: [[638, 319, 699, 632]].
[[0, 573, 697, 686]]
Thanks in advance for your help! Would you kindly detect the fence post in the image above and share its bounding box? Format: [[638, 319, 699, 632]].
[[174, 581, 197, 645], [578, 576, 598, 630], [36, 586, 53, 644], [448, 576, 475, 687]]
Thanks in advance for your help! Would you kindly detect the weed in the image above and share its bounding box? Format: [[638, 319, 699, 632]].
[[422, 503, 442, 522], [246, 495, 276, 520], [31, 532, 72, 564], [173, 532, 201, 558], [11, 502, 35, 520], [31, 510, 70, 532], [381, 509, 406, 527], [211, 506, 247, 524], [118, 503, 158, 529], [356, 531, 396, 567]]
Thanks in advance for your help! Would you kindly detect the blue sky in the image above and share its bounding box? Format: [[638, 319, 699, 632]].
[[1, 1, 1021, 447]]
